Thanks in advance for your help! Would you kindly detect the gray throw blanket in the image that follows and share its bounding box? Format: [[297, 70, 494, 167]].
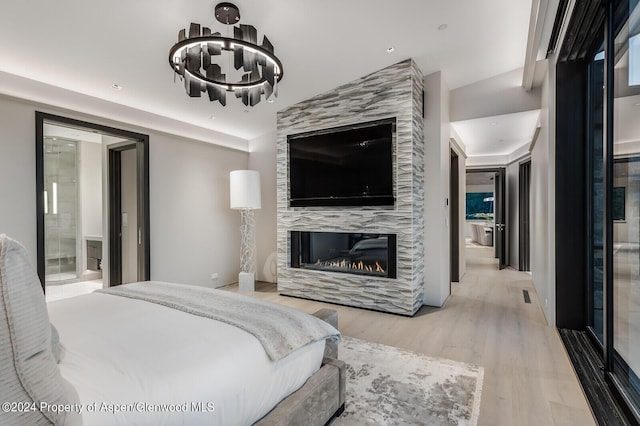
[[97, 281, 340, 361]]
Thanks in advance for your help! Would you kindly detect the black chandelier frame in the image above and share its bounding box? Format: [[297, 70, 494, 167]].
[[168, 2, 284, 107], [168, 36, 284, 91]]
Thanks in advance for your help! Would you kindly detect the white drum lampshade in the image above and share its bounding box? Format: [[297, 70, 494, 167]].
[[230, 170, 261, 210]]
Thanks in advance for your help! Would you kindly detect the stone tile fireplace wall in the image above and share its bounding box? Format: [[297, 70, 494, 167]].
[[276, 59, 424, 315]]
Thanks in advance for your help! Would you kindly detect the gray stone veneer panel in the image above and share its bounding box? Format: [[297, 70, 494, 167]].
[[276, 59, 424, 316], [410, 59, 425, 313]]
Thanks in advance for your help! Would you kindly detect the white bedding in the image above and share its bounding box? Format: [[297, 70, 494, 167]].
[[48, 292, 325, 426]]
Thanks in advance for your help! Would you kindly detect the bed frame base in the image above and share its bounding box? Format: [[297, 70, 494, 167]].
[[254, 309, 345, 426]]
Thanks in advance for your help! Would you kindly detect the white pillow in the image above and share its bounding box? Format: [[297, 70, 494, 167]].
[[51, 324, 61, 364], [0, 234, 68, 425]]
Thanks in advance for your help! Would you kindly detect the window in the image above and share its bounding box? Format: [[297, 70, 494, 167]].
[[612, 0, 640, 407], [465, 192, 494, 221]]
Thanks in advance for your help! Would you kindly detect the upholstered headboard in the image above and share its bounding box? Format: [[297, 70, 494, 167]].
[[0, 234, 68, 425]]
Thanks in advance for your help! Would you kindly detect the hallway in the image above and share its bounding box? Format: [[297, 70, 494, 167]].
[[465, 238, 498, 269], [234, 249, 595, 425]]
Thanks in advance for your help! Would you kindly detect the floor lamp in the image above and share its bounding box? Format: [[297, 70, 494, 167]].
[[230, 170, 261, 291]]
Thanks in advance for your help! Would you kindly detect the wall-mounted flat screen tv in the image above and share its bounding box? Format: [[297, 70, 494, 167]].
[[288, 118, 395, 207]]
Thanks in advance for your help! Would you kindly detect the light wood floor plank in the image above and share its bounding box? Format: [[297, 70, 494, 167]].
[[226, 246, 595, 425]]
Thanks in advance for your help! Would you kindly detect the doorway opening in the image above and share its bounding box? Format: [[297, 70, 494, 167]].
[[36, 113, 150, 298], [465, 168, 507, 270]]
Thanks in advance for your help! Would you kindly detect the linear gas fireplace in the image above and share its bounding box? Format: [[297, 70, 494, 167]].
[[290, 231, 397, 278]]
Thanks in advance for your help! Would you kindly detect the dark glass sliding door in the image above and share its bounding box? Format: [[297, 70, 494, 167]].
[[612, 158, 640, 401], [555, 0, 640, 418], [612, 0, 640, 400], [582, 0, 640, 414], [587, 52, 605, 345]]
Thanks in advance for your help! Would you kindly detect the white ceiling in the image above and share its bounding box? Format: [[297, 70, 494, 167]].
[[0, 0, 532, 150], [451, 110, 540, 157], [466, 172, 495, 186]]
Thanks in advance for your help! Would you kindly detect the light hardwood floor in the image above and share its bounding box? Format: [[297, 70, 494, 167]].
[[227, 245, 596, 425]]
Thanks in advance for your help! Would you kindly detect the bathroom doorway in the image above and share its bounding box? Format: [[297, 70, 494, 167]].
[[36, 113, 149, 297]]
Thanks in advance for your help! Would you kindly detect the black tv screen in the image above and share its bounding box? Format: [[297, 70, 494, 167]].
[[288, 118, 395, 207]]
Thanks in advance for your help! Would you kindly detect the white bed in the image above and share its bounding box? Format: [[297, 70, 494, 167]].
[[48, 292, 325, 426], [0, 234, 344, 426]]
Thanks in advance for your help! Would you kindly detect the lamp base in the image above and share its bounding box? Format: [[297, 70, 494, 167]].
[[238, 272, 255, 291]]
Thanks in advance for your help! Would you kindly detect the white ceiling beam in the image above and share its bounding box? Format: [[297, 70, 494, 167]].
[[522, 0, 560, 90], [523, 0, 543, 91]]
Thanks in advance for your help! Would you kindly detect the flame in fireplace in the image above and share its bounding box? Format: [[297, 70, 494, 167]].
[[313, 259, 386, 275]]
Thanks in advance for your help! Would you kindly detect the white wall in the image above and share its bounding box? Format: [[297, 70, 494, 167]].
[[450, 68, 542, 122], [147, 135, 246, 287], [467, 184, 494, 193], [0, 97, 37, 260], [0, 93, 248, 288], [248, 131, 277, 283], [466, 155, 508, 167], [0, 70, 248, 151], [424, 71, 451, 306], [79, 140, 102, 273], [80, 141, 102, 239], [530, 58, 556, 325]]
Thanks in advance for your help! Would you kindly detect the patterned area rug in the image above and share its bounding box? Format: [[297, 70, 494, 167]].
[[331, 337, 484, 426]]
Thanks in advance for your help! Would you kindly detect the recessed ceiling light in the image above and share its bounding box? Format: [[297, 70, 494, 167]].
[[634, 102, 640, 106], [438, 24, 448, 31], [111, 84, 124, 91], [490, 122, 498, 126], [386, 47, 395, 53]]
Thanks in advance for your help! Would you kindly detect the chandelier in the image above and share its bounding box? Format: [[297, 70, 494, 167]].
[[168, 2, 283, 107]]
